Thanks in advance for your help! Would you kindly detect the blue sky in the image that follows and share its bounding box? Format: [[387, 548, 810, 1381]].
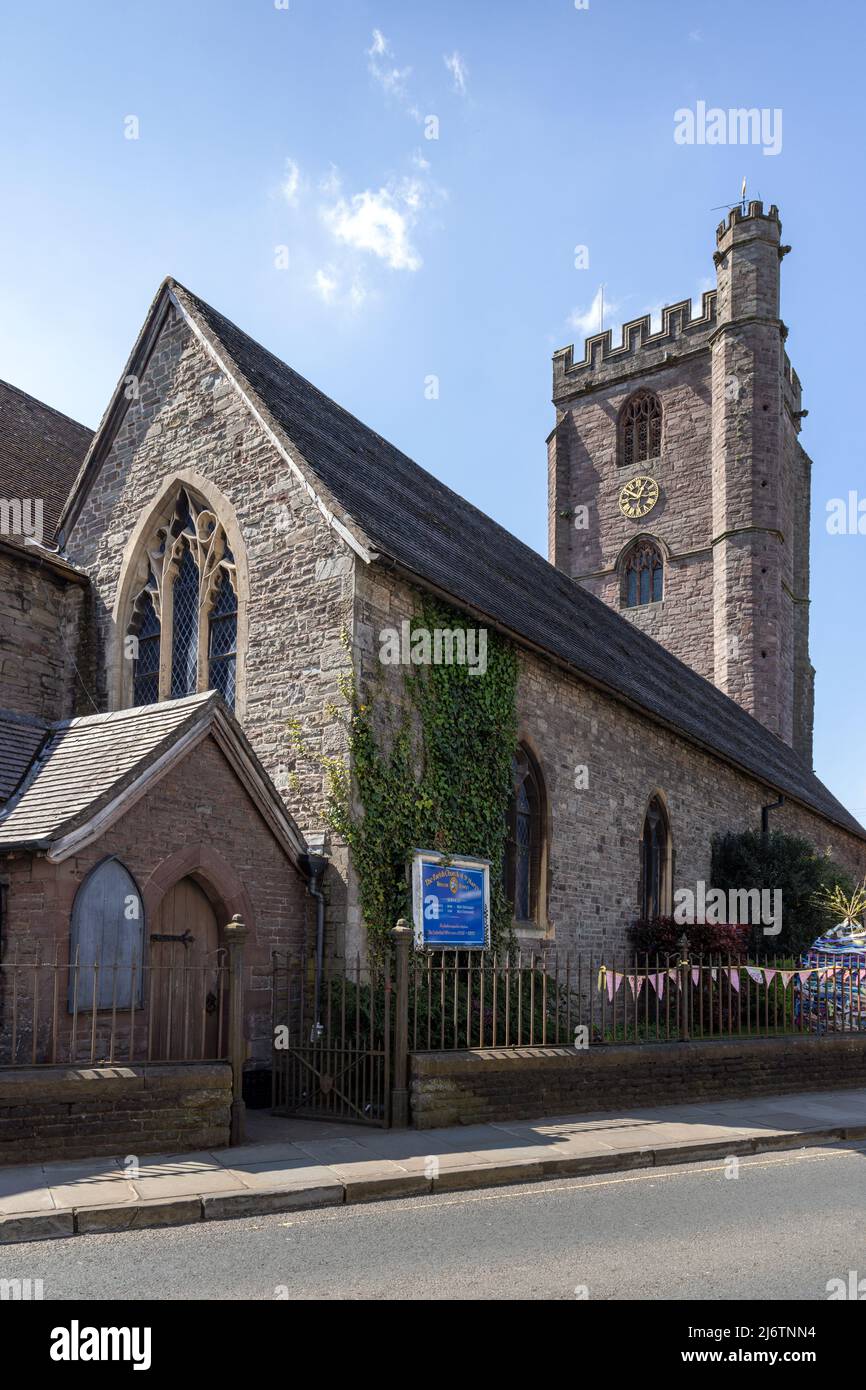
[[0, 0, 862, 820]]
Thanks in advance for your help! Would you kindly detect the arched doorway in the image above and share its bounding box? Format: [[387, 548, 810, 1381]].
[[149, 877, 226, 1060]]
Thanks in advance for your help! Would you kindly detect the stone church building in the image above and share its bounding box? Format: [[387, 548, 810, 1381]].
[[0, 199, 863, 1021]]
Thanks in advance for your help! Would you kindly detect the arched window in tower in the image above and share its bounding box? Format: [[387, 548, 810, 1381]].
[[131, 588, 161, 707], [624, 539, 664, 607], [208, 563, 238, 706], [170, 544, 200, 698], [123, 487, 240, 711], [505, 747, 545, 925], [640, 796, 671, 920], [620, 390, 662, 468]]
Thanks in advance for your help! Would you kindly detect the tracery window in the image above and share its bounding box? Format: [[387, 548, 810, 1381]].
[[127, 488, 238, 710], [504, 747, 545, 925], [640, 796, 671, 921], [619, 390, 662, 468], [624, 540, 664, 607]]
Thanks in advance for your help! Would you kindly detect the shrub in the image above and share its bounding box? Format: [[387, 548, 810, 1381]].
[[710, 830, 855, 958], [628, 916, 749, 957]]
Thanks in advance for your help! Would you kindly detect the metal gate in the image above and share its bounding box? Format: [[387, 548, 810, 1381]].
[[271, 950, 393, 1127]]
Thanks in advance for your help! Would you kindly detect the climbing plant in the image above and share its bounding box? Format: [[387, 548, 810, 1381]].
[[289, 598, 519, 956]]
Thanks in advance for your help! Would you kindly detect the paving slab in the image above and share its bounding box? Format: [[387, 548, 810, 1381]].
[[2, 1086, 866, 1244]]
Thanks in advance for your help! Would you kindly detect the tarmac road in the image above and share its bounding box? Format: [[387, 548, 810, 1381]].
[[3, 1142, 866, 1301]]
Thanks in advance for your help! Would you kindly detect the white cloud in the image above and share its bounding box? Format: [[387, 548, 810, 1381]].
[[281, 158, 301, 205], [568, 287, 616, 338], [312, 268, 339, 303], [318, 164, 342, 197], [444, 51, 469, 95], [323, 186, 422, 272], [367, 29, 412, 103]]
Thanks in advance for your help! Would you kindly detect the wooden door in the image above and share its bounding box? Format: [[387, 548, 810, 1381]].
[[149, 877, 223, 1060]]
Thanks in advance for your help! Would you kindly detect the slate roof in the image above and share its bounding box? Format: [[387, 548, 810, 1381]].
[[0, 696, 210, 849], [0, 710, 48, 804], [0, 379, 92, 549], [0, 692, 309, 867], [161, 281, 865, 842]]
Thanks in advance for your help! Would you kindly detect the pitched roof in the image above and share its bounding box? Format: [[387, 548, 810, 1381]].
[[0, 710, 47, 804], [63, 279, 866, 843], [0, 692, 308, 866], [0, 379, 92, 550]]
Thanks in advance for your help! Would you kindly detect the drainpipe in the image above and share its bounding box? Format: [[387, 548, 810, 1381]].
[[305, 853, 328, 1042], [761, 795, 785, 837]]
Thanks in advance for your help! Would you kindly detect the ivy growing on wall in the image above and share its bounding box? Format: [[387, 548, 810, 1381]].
[[289, 597, 519, 956]]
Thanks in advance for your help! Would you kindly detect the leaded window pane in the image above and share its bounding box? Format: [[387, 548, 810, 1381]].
[[132, 590, 161, 707], [624, 541, 663, 608], [170, 545, 199, 698], [208, 569, 238, 708]]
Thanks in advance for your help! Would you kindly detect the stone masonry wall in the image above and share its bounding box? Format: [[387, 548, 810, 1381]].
[[0, 1063, 231, 1165], [410, 1035, 866, 1129], [354, 567, 865, 955], [66, 304, 354, 943], [0, 547, 88, 721]]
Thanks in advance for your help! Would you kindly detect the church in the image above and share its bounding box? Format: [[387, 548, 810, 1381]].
[[0, 199, 863, 1041]]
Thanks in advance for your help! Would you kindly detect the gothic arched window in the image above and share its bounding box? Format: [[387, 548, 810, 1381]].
[[131, 588, 161, 708], [640, 796, 671, 920], [624, 540, 664, 607], [124, 487, 239, 710], [619, 390, 662, 468], [70, 858, 144, 1010], [505, 747, 545, 925]]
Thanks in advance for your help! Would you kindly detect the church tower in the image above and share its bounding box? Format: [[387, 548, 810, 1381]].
[[548, 202, 814, 764]]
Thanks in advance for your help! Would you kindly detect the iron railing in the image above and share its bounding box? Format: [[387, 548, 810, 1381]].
[[0, 946, 230, 1066]]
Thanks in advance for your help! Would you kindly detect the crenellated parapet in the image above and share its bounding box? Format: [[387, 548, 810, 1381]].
[[715, 200, 781, 246], [553, 291, 717, 400]]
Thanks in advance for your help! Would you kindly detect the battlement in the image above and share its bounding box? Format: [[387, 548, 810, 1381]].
[[716, 200, 781, 245], [553, 290, 717, 399]]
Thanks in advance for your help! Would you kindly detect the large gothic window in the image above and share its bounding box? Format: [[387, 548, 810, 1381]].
[[126, 488, 239, 710], [504, 747, 545, 926], [640, 796, 671, 920], [619, 390, 662, 468], [623, 539, 664, 607]]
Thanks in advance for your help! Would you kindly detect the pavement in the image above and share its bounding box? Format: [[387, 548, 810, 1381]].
[[2, 1086, 866, 1245]]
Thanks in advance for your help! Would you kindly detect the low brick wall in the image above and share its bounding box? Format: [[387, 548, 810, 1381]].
[[0, 1062, 232, 1165], [410, 1035, 866, 1129]]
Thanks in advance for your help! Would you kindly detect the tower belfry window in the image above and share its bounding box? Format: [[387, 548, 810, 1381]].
[[624, 540, 664, 607], [620, 391, 662, 468]]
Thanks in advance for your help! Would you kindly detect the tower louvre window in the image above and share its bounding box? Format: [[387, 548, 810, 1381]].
[[624, 539, 664, 607], [620, 390, 662, 467]]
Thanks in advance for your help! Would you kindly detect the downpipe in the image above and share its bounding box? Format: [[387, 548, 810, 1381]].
[[305, 853, 328, 1043]]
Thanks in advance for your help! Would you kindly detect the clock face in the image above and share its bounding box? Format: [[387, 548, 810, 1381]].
[[619, 475, 660, 520]]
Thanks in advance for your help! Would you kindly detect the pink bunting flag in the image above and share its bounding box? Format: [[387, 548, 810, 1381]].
[[628, 975, 645, 998], [779, 971, 794, 988], [692, 968, 700, 986], [648, 972, 665, 1001], [606, 971, 625, 1001], [727, 968, 741, 992], [745, 967, 764, 985], [763, 969, 777, 985]]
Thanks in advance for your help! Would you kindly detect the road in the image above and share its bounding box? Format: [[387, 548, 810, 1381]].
[[4, 1143, 866, 1301]]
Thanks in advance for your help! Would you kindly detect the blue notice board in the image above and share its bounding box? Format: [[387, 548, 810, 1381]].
[[412, 852, 490, 950]]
